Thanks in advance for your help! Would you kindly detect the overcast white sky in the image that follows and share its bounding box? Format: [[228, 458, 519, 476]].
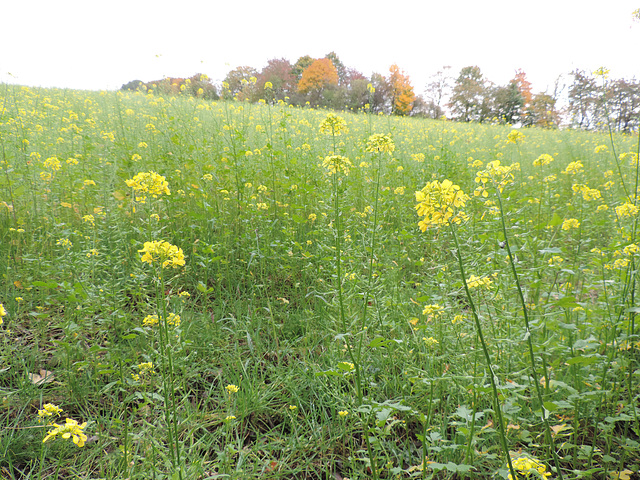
[[1, 1, 638, 96]]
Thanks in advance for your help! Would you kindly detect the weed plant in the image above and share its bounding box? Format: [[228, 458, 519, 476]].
[[0, 82, 639, 479]]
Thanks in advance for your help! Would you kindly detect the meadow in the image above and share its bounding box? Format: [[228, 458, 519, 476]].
[[0, 83, 639, 480]]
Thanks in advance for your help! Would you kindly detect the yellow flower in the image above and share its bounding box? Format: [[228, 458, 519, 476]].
[[226, 384, 239, 394], [37, 403, 63, 421], [82, 214, 95, 226], [561, 218, 580, 231], [415, 179, 469, 230], [319, 113, 348, 136], [365, 133, 395, 154], [56, 238, 73, 250], [0, 303, 6, 324], [422, 304, 444, 316], [423, 337, 439, 347], [142, 314, 159, 327], [308, 213, 317, 222], [506, 130, 525, 144], [125, 171, 170, 200], [594, 144, 608, 153], [44, 156, 61, 171], [616, 202, 639, 218], [43, 418, 88, 447], [533, 153, 553, 167], [139, 240, 186, 268], [322, 155, 352, 176], [338, 410, 349, 417], [466, 275, 492, 289], [83, 179, 96, 186], [561, 161, 584, 175]]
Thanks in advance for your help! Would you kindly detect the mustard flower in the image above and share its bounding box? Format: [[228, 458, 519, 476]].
[[322, 155, 352, 176], [474, 160, 520, 195], [594, 144, 608, 154], [338, 410, 349, 417], [226, 384, 239, 394], [561, 161, 584, 175], [506, 130, 525, 144], [562, 218, 580, 231], [422, 304, 444, 316], [415, 180, 469, 230], [37, 403, 63, 421], [43, 418, 88, 447], [44, 156, 61, 171], [423, 337, 439, 347], [0, 303, 6, 325], [142, 314, 159, 327], [533, 153, 553, 167], [139, 240, 186, 268], [616, 202, 639, 218], [308, 213, 317, 222], [365, 133, 395, 154], [83, 179, 96, 186], [466, 275, 492, 289], [82, 214, 95, 226], [56, 238, 73, 250], [125, 171, 170, 201], [319, 113, 348, 136], [572, 184, 601, 201], [508, 454, 552, 479]]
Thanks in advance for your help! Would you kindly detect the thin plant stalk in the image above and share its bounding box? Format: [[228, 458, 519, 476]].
[[447, 221, 516, 480], [494, 188, 564, 480]]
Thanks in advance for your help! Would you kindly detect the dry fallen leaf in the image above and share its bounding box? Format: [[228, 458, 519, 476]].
[[28, 369, 55, 385], [609, 470, 634, 480]]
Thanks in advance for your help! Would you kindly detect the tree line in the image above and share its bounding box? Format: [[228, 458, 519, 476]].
[[121, 53, 639, 132]]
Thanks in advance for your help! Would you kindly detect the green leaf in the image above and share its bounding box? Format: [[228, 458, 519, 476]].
[[368, 336, 390, 348]]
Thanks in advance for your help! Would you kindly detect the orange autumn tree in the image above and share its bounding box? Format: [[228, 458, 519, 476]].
[[298, 58, 339, 94], [389, 64, 416, 115]]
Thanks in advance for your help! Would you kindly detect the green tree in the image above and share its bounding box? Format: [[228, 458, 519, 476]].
[[449, 66, 490, 122], [222, 66, 258, 100], [491, 81, 524, 124]]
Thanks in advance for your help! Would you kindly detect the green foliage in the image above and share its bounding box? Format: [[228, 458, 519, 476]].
[[0, 83, 639, 479]]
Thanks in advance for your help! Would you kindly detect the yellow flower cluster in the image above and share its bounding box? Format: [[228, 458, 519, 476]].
[[474, 160, 520, 196], [616, 202, 639, 218], [533, 154, 554, 167], [365, 133, 395, 154], [561, 161, 584, 175], [319, 113, 348, 136], [572, 184, 601, 201], [508, 455, 551, 479], [44, 156, 61, 171], [0, 303, 6, 325], [132, 361, 155, 381], [125, 171, 170, 202], [322, 155, 353, 176], [562, 218, 580, 231], [507, 130, 525, 144], [37, 403, 63, 422], [43, 418, 88, 447], [139, 240, 186, 268], [467, 275, 492, 289], [422, 304, 444, 316], [415, 179, 469, 230], [226, 384, 239, 394]]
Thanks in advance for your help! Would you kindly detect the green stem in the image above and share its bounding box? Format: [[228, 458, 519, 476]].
[[447, 221, 516, 480], [495, 189, 564, 480]]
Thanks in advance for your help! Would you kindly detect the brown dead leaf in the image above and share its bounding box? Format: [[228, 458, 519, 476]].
[[28, 369, 55, 385]]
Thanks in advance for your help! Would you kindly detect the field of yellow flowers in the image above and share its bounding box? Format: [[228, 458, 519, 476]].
[[0, 83, 639, 479]]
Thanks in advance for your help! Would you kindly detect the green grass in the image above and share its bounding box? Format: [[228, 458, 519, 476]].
[[0, 83, 639, 479]]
